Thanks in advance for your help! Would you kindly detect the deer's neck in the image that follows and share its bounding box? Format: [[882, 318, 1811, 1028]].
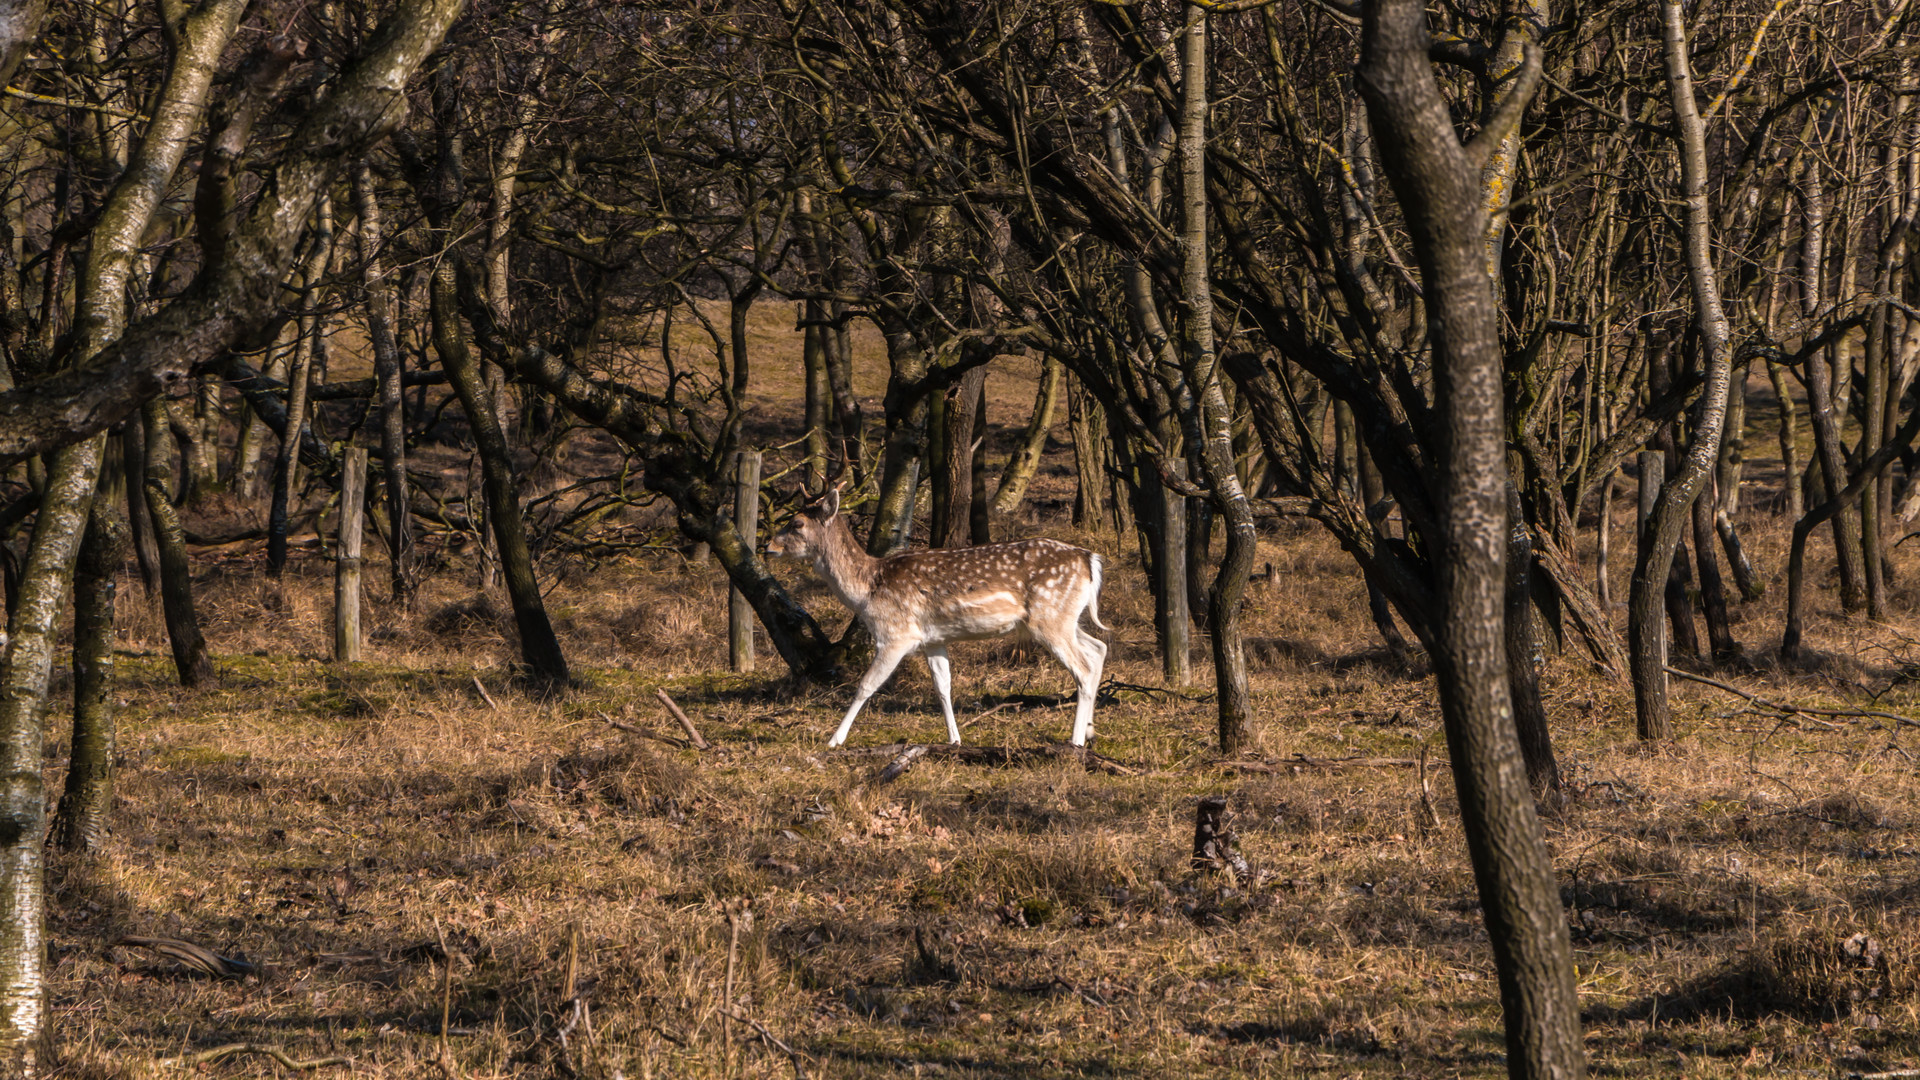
[[813, 517, 883, 612]]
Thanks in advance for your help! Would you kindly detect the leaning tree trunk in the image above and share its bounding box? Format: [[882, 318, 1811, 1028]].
[[1357, 4, 1584, 1079], [432, 262, 570, 690], [1505, 486, 1562, 804], [1629, 1, 1737, 743], [992, 356, 1063, 518], [142, 397, 215, 688], [0, 436, 101, 1072], [51, 447, 129, 852]]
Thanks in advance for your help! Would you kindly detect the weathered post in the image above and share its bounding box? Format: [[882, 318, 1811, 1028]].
[[335, 447, 367, 662], [729, 450, 762, 673]]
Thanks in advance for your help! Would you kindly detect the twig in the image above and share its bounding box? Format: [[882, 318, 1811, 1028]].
[[160, 1043, 350, 1070], [473, 676, 501, 712], [723, 902, 748, 1076], [599, 712, 688, 749], [1417, 742, 1441, 832], [722, 1008, 811, 1079], [875, 744, 929, 784], [960, 701, 1023, 730], [1666, 665, 1920, 729], [657, 689, 710, 749]]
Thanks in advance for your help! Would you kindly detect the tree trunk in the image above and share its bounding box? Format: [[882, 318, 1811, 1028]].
[[1718, 360, 1748, 515], [1595, 470, 1614, 608], [1506, 487, 1562, 804], [868, 334, 931, 555], [1630, 2, 1737, 742], [52, 446, 129, 851], [1356, 4, 1584, 1076], [353, 162, 412, 608], [1798, 154, 1867, 611], [0, 435, 101, 1071], [432, 262, 571, 690], [142, 397, 215, 687], [1068, 378, 1110, 531], [1717, 509, 1764, 602], [968, 383, 991, 546], [269, 198, 334, 573], [1691, 471, 1739, 662], [1180, 11, 1257, 753], [1153, 459, 1191, 688], [122, 421, 158, 596], [933, 365, 986, 548], [1767, 358, 1802, 518], [992, 356, 1062, 518], [1863, 297, 1890, 617], [1360, 442, 1412, 659], [803, 301, 830, 490], [1186, 488, 1213, 625]]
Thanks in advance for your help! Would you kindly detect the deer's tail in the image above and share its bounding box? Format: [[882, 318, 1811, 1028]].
[[1085, 553, 1110, 632]]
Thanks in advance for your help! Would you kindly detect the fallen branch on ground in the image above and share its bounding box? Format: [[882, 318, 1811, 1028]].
[[600, 712, 689, 749], [657, 689, 711, 749], [117, 936, 258, 979], [723, 1008, 812, 1079], [1223, 754, 1454, 773], [160, 1043, 349, 1070], [1666, 665, 1920, 730]]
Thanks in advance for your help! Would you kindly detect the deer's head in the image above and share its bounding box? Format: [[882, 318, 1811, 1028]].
[[767, 486, 841, 560]]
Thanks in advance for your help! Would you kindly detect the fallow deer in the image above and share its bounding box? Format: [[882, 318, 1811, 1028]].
[[766, 488, 1109, 747]]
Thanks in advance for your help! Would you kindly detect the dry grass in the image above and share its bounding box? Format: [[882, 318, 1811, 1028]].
[[37, 309, 1920, 1078]]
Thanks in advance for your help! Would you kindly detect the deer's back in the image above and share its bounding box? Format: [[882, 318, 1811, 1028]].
[[867, 538, 1092, 642]]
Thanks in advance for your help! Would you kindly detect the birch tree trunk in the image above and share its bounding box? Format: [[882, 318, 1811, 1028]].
[[1629, 1, 1736, 741], [0, 436, 99, 1073], [1176, 9, 1258, 751]]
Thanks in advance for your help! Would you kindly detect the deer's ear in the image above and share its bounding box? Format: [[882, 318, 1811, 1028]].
[[823, 485, 842, 520]]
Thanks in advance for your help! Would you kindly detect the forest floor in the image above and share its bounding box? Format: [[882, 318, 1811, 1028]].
[[39, 306, 1920, 1078]]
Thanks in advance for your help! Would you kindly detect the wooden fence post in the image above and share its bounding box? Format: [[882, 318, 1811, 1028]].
[[335, 447, 367, 662], [729, 450, 761, 673]]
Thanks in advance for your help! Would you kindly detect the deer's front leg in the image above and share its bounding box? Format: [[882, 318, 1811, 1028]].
[[922, 646, 961, 744], [828, 638, 918, 748]]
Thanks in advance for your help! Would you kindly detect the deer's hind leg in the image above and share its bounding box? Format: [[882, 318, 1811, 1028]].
[[922, 646, 962, 744], [830, 637, 917, 748], [1032, 615, 1106, 747]]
